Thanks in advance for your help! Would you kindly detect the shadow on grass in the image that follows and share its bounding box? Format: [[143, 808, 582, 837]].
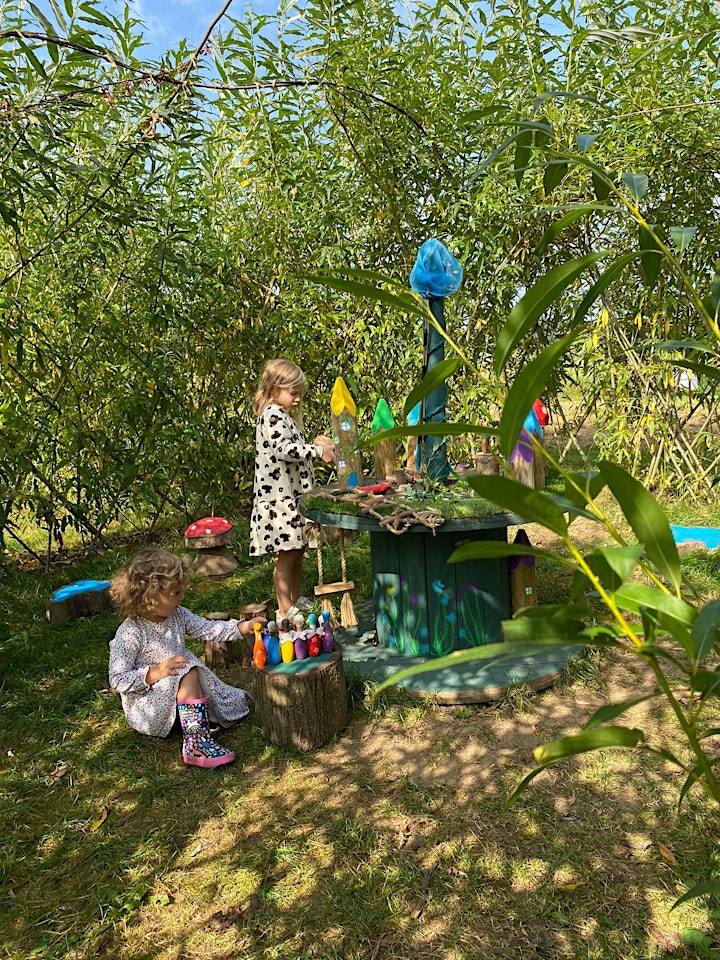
[[1, 541, 719, 959]]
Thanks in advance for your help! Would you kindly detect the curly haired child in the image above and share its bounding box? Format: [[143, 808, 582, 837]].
[[109, 548, 264, 768]]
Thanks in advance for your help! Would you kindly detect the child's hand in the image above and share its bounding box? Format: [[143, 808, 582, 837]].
[[313, 435, 336, 463], [147, 655, 189, 685], [238, 616, 266, 637]]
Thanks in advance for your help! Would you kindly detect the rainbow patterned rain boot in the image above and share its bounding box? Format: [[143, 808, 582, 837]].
[[177, 697, 235, 768]]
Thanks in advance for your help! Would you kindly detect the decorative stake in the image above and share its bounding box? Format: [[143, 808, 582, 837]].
[[330, 377, 362, 488], [371, 398, 397, 481]]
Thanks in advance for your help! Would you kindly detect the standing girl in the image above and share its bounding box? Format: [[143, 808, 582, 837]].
[[109, 548, 264, 768], [250, 359, 335, 621]]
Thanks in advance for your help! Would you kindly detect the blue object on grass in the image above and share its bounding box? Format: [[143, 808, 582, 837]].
[[670, 526, 720, 549], [409, 239, 463, 298], [51, 579, 111, 602]]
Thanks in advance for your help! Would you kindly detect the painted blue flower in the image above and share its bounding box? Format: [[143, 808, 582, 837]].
[[432, 579, 445, 595], [446, 612, 457, 624], [419, 627, 429, 639], [381, 613, 388, 624], [459, 628, 467, 640], [440, 593, 450, 606]]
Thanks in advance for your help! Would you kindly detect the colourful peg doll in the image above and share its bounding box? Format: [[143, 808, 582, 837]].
[[307, 613, 322, 658], [252, 622, 267, 668], [292, 613, 308, 660], [321, 609, 335, 654], [265, 620, 281, 666], [278, 617, 295, 663]]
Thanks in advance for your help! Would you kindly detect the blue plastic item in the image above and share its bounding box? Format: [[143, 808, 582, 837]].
[[51, 580, 110, 602], [670, 526, 720, 549], [409, 239, 463, 298]]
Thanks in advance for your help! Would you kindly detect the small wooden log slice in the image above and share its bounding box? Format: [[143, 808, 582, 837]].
[[203, 611, 234, 669], [253, 648, 348, 752]]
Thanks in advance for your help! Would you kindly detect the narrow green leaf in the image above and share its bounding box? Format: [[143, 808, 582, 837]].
[[584, 545, 645, 591], [506, 764, 550, 806], [402, 357, 463, 418], [622, 172, 649, 200], [374, 639, 576, 692], [514, 129, 533, 187], [534, 726, 645, 765], [48, 0, 68, 31], [535, 209, 585, 256], [459, 103, 510, 125], [502, 616, 586, 644], [650, 340, 714, 354], [305, 275, 426, 318], [464, 475, 569, 537], [500, 333, 580, 456], [563, 470, 607, 509], [543, 160, 568, 196], [364, 423, 493, 445], [585, 693, 659, 729], [639, 224, 663, 291], [494, 252, 607, 374], [599, 460, 681, 592], [592, 169, 612, 201], [449, 541, 559, 564], [668, 359, 720, 383], [477, 129, 530, 176], [672, 881, 720, 910], [29, 1, 58, 35], [710, 270, 720, 311], [692, 599, 720, 661], [692, 668, 720, 698], [669, 226, 697, 250]]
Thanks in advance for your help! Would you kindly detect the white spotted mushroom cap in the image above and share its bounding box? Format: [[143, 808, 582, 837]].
[[184, 516, 233, 538]]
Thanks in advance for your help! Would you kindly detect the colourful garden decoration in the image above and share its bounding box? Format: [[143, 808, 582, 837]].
[[371, 398, 397, 481], [409, 238, 463, 482], [330, 377, 363, 488]]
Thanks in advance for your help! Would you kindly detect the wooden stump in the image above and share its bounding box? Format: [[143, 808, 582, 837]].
[[253, 648, 348, 752], [46, 581, 112, 625], [203, 612, 234, 668]]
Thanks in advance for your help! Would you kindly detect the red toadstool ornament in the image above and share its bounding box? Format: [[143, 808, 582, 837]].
[[184, 516, 238, 578]]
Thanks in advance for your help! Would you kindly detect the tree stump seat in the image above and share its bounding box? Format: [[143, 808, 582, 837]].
[[253, 648, 348, 752]]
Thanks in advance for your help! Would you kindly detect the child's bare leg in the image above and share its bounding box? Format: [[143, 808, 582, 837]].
[[177, 666, 202, 700], [290, 546, 306, 605], [275, 548, 303, 617]]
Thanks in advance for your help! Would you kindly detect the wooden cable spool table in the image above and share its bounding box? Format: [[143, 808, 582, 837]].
[[253, 648, 348, 752]]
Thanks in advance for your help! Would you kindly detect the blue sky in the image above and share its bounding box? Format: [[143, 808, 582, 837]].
[[114, 0, 277, 59]]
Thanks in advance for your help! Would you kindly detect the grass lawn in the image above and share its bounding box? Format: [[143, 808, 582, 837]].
[[2, 500, 720, 959]]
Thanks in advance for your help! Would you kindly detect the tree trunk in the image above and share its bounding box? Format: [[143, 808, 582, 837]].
[[253, 648, 348, 751]]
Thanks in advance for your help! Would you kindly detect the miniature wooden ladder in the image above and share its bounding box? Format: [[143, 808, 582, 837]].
[[315, 527, 357, 628]]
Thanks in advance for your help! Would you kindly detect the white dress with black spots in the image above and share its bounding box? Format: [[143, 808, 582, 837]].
[[109, 607, 251, 738], [249, 403, 318, 556]]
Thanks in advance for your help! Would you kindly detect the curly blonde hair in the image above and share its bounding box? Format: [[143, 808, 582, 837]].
[[110, 548, 189, 618], [253, 358, 307, 426]]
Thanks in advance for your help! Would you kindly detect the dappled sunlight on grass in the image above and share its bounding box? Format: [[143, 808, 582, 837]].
[[2, 536, 720, 959]]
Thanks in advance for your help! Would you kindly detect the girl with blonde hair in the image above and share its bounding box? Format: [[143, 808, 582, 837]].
[[250, 359, 335, 620]]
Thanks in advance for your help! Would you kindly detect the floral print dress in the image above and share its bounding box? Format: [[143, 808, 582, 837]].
[[249, 402, 318, 556], [109, 607, 251, 737]]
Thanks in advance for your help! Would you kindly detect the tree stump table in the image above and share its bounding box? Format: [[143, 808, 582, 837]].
[[253, 648, 348, 752]]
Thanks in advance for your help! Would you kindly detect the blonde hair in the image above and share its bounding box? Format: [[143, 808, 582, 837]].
[[110, 548, 189, 618], [253, 358, 307, 426]]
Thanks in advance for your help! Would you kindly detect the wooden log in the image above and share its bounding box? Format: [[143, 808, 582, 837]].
[[253, 648, 348, 752], [203, 611, 234, 668], [510, 529, 537, 614]]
